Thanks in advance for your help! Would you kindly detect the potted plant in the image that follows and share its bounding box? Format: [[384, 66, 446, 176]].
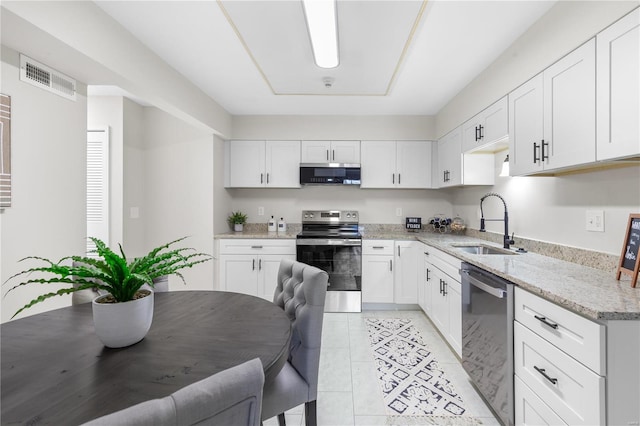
[[3, 236, 210, 348], [228, 210, 248, 232]]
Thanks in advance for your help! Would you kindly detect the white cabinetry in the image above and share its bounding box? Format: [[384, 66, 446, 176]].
[[394, 241, 421, 304], [596, 8, 640, 160], [514, 287, 606, 425], [418, 243, 432, 315], [226, 140, 301, 188], [362, 240, 394, 303], [462, 96, 509, 153], [360, 141, 433, 189], [217, 239, 296, 300], [301, 140, 360, 163], [509, 40, 596, 175], [422, 246, 462, 356], [437, 128, 494, 188]]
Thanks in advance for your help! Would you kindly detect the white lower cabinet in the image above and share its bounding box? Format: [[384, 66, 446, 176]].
[[515, 376, 568, 426], [422, 245, 462, 357], [418, 244, 432, 315], [362, 240, 421, 305], [394, 241, 420, 304], [514, 321, 605, 425], [362, 240, 395, 303], [217, 239, 296, 300]]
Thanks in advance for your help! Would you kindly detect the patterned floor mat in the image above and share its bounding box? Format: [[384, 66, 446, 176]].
[[365, 318, 481, 424]]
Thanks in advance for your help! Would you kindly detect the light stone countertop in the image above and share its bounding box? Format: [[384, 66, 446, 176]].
[[215, 229, 640, 321]]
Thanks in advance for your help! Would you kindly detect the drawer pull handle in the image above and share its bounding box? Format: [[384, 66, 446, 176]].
[[372, 246, 385, 249], [534, 366, 558, 385], [251, 246, 264, 249], [534, 315, 559, 329]]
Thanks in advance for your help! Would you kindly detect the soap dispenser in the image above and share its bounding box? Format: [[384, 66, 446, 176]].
[[277, 217, 287, 233], [267, 216, 276, 233]]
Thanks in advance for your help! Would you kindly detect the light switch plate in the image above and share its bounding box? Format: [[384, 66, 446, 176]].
[[258, 206, 264, 216], [396, 207, 402, 217], [586, 210, 604, 232]]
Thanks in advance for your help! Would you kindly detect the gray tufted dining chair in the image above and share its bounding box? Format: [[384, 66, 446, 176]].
[[261, 259, 329, 426], [82, 358, 265, 426]]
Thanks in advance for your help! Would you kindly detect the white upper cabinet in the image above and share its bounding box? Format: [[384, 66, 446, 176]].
[[462, 96, 509, 153], [596, 8, 640, 161], [509, 39, 596, 175], [226, 140, 301, 188], [436, 128, 493, 188], [360, 140, 433, 189], [301, 140, 360, 163], [437, 129, 463, 187]]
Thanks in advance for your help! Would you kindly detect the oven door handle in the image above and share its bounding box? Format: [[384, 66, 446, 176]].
[[461, 270, 506, 299], [296, 239, 361, 246]]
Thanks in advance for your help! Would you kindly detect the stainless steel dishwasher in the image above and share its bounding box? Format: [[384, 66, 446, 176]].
[[460, 262, 514, 426]]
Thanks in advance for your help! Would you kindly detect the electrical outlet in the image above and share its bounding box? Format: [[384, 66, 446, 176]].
[[396, 207, 402, 217], [258, 206, 264, 216], [586, 210, 604, 232]]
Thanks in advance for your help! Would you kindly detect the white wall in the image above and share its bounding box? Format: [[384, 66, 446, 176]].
[[142, 108, 215, 291], [436, 1, 639, 137], [1, 46, 87, 323], [228, 115, 447, 226], [434, 2, 640, 256], [232, 115, 435, 140], [229, 187, 451, 228], [213, 134, 232, 234], [451, 154, 640, 255]]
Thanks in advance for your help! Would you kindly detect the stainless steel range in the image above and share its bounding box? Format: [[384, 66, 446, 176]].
[[296, 210, 362, 312]]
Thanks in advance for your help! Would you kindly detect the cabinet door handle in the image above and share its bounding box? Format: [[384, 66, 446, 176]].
[[442, 280, 447, 296], [541, 139, 549, 161], [326, 150, 329, 161], [534, 315, 559, 330], [260, 173, 264, 184], [251, 245, 263, 249], [389, 260, 393, 272], [426, 268, 430, 281], [372, 246, 385, 249], [252, 259, 255, 271], [392, 174, 395, 184], [479, 124, 484, 140], [439, 279, 443, 294], [533, 142, 540, 163], [332, 149, 335, 161], [397, 246, 400, 256], [259, 259, 262, 271], [424, 251, 429, 256], [266, 173, 270, 184], [475, 126, 480, 141], [398, 173, 401, 185], [534, 366, 558, 385]]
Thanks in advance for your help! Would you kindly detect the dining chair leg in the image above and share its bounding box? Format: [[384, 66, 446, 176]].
[[277, 413, 286, 426], [304, 400, 317, 426]]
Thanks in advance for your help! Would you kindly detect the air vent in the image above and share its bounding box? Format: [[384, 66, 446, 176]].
[[19, 54, 76, 101]]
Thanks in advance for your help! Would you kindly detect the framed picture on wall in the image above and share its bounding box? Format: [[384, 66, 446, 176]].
[[0, 93, 11, 208]]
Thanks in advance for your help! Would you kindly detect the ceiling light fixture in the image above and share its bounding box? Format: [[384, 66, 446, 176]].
[[302, 0, 339, 69]]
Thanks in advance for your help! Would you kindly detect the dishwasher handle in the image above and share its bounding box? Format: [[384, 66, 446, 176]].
[[461, 270, 506, 299]]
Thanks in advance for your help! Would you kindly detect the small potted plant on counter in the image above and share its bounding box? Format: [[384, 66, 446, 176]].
[[3, 237, 211, 348], [228, 211, 248, 232]]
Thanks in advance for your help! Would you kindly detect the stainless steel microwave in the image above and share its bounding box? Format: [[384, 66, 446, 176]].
[[299, 163, 361, 185]]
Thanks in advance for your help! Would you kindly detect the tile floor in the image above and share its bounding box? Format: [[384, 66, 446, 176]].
[[264, 310, 501, 426]]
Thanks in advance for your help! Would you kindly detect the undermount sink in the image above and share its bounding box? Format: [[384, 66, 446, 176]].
[[452, 244, 517, 255]]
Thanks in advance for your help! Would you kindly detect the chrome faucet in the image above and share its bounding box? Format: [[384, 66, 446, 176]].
[[480, 192, 515, 249]]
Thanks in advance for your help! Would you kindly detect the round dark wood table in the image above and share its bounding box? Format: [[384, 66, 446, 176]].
[[1, 291, 291, 425]]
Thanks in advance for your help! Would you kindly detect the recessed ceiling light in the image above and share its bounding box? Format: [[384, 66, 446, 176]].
[[302, 0, 339, 69]]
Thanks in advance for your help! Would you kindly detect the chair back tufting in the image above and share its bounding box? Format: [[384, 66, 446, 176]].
[[273, 259, 328, 400]]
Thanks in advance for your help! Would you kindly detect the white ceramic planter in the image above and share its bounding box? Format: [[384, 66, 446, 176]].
[[234, 223, 244, 232], [92, 290, 154, 348]]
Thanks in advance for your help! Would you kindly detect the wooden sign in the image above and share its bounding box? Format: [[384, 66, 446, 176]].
[[617, 213, 640, 288]]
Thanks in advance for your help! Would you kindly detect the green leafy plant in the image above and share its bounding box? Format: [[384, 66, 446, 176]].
[[3, 237, 211, 318], [227, 211, 248, 225]]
